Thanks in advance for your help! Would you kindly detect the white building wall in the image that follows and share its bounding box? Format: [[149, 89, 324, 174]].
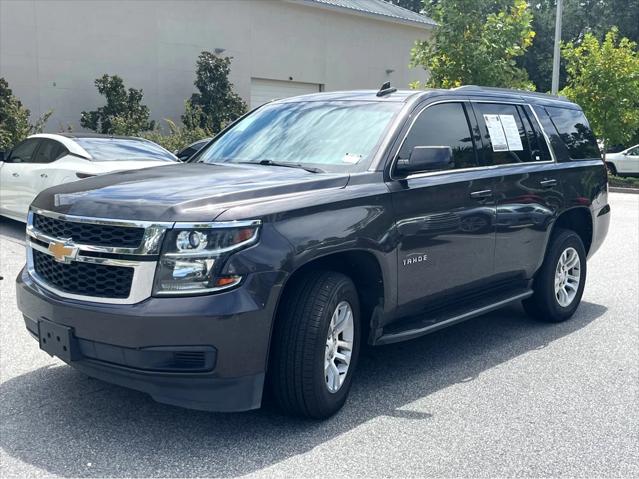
[[0, 0, 431, 131]]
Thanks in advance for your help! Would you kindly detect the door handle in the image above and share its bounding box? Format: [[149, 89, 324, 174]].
[[540, 179, 557, 188], [470, 189, 493, 199], [12, 172, 19, 177], [40, 173, 48, 178]]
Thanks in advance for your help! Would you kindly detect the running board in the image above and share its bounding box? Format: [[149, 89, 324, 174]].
[[375, 289, 533, 345]]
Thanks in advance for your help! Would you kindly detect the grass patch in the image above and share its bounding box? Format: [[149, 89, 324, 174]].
[[609, 175, 639, 188]]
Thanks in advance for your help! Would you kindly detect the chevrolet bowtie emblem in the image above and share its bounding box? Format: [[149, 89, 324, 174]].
[[48, 240, 79, 263]]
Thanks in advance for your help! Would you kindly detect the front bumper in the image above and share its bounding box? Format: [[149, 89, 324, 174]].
[[17, 267, 282, 412]]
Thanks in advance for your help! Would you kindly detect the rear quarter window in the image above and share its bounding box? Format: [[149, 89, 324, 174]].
[[545, 106, 600, 160]]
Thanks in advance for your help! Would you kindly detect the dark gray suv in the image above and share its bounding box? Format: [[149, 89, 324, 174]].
[[17, 85, 610, 418]]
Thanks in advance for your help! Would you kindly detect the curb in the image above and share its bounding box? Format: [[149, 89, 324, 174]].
[[609, 186, 639, 194]]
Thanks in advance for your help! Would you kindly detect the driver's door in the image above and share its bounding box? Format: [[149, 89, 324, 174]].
[[387, 101, 496, 312], [0, 138, 41, 220]]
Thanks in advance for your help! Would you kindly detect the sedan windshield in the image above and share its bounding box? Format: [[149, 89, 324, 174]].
[[75, 138, 177, 162], [194, 101, 402, 172]]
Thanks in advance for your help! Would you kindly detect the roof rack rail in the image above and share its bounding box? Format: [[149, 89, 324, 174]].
[[453, 85, 568, 100], [377, 81, 397, 97]]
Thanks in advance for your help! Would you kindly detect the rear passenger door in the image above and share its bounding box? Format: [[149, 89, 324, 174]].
[[388, 101, 496, 311], [471, 102, 559, 282]]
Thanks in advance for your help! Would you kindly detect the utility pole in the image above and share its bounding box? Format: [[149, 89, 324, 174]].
[[551, 0, 563, 95]]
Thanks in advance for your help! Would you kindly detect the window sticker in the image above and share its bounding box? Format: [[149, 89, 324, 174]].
[[483, 114, 508, 151], [483, 114, 524, 152], [498, 114, 524, 151], [341, 153, 362, 164]]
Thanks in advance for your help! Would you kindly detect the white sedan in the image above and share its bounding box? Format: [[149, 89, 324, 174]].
[[606, 144, 639, 176], [0, 133, 176, 222]]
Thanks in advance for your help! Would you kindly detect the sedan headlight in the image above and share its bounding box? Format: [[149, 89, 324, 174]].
[[153, 220, 260, 295]]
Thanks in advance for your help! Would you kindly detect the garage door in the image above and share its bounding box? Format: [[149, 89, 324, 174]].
[[250, 78, 321, 109]]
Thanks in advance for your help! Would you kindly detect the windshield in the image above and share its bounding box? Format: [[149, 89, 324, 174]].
[[194, 101, 402, 172], [75, 138, 177, 162]]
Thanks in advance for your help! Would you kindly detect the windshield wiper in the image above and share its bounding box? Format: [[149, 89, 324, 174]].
[[239, 159, 324, 174]]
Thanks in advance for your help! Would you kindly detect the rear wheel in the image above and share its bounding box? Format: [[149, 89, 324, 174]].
[[269, 270, 360, 419], [523, 228, 587, 322]]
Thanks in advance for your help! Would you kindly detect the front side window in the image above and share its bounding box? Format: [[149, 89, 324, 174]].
[[195, 101, 403, 172], [397, 102, 478, 170], [75, 138, 176, 162], [8, 139, 39, 163], [626, 146, 639, 156]]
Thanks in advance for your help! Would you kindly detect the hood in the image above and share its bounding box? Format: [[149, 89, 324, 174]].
[[32, 163, 350, 222]]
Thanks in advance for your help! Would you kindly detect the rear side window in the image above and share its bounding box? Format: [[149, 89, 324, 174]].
[[473, 103, 534, 165], [32, 140, 67, 163], [398, 102, 478, 170], [545, 106, 600, 160]]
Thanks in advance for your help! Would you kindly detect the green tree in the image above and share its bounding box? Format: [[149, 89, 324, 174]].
[[182, 51, 247, 133], [80, 74, 154, 135], [411, 0, 536, 89], [521, 0, 639, 92], [560, 28, 639, 157], [0, 77, 51, 151]]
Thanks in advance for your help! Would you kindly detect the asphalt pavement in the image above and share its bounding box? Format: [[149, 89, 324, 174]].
[[1, 193, 637, 478]]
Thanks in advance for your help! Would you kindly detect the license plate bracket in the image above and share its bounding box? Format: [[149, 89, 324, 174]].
[[38, 320, 79, 362]]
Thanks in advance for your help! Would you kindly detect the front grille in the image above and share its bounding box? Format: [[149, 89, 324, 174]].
[[34, 214, 145, 248], [33, 250, 134, 298]]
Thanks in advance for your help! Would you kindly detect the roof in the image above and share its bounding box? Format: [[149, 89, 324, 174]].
[[273, 85, 578, 109], [56, 132, 147, 140], [276, 89, 421, 103], [299, 0, 436, 28]]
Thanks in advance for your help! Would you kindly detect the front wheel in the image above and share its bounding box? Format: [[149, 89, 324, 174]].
[[606, 162, 617, 176], [523, 228, 587, 322], [269, 271, 360, 419]]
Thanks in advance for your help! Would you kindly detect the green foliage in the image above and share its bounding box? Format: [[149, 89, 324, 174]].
[[142, 113, 213, 153], [80, 74, 155, 135], [0, 77, 51, 151], [608, 175, 639, 188], [411, 0, 536, 90], [521, 0, 639, 92], [183, 52, 247, 132], [560, 28, 639, 156]]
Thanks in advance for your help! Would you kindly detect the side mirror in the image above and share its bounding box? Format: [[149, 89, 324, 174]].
[[396, 146, 453, 176]]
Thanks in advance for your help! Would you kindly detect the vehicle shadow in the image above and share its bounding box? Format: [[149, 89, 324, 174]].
[[0, 301, 606, 477], [0, 216, 26, 245]]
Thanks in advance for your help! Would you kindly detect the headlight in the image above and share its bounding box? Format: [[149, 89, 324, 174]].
[[153, 220, 260, 295]]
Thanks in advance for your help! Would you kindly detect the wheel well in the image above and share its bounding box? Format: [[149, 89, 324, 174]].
[[276, 251, 384, 341], [553, 208, 593, 254]]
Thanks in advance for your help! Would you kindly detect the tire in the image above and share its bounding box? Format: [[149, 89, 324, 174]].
[[269, 270, 360, 419], [606, 162, 617, 176], [523, 228, 587, 322]]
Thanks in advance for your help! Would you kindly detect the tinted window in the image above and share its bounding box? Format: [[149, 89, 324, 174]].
[[398, 102, 478, 170], [474, 103, 533, 165], [518, 105, 552, 162], [75, 138, 176, 162], [8, 139, 39, 163], [626, 146, 639, 156], [32, 139, 67, 164], [545, 106, 600, 160]]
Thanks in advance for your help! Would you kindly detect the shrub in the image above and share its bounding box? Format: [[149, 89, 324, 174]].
[[81, 74, 155, 135], [0, 77, 51, 151], [182, 52, 246, 132], [142, 115, 212, 153]]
